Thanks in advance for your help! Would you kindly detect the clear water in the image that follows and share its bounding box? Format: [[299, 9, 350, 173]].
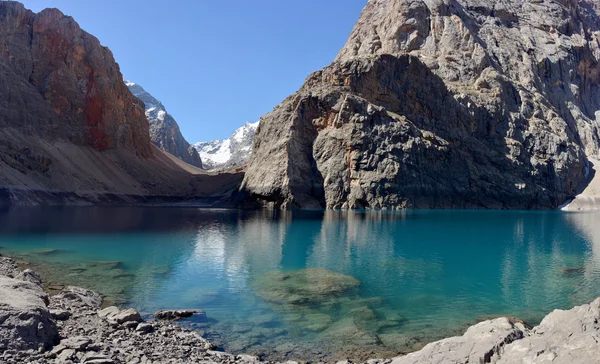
[[1, 207, 600, 361]]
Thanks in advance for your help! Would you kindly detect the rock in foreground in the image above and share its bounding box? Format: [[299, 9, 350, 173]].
[[0, 269, 59, 352], [390, 299, 600, 364]]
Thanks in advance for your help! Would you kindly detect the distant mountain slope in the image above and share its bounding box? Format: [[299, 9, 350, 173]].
[[0, 2, 243, 206], [126, 81, 202, 168], [193, 122, 259, 170]]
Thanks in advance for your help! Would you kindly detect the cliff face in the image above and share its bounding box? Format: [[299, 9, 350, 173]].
[[0, 2, 243, 203], [126, 81, 203, 168], [0, 2, 151, 156], [241, 0, 600, 209]]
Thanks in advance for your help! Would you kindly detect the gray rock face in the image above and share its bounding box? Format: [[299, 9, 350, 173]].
[[390, 318, 527, 364], [390, 298, 600, 364], [0, 1, 152, 157], [194, 121, 259, 170], [241, 0, 600, 209], [126, 81, 203, 168], [0, 275, 58, 351], [496, 298, 600, 364]]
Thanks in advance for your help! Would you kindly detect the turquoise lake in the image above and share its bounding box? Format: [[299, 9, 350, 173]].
[[1, 207, 600, 361]]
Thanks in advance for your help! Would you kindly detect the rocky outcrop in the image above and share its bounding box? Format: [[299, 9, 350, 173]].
[[0, 1, 151, 156], [0, 258, 58, 352], [496, 297, 600, 364], [0, 2, 244, 205], [390, 298, 600, 364], [194, 121, 259, 170], [126, 81, 203, 168], [241, 0, 600, 209]]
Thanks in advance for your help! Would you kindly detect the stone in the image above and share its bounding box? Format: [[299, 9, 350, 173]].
[[57, 348, 76, 362], [496, 298, 600, 363], [240, 0, 600, 210], [390, 317, 528, 364], [15, 269, 43, 286], [50, 309, 72, 321], [98, 306, 120, 319], [135, 323, 153, 334], [253, 268, 360, 305], [153, 309, 206, 321], [112, 308, 142, 325], [54, 286, 103, 310], [237, 354, 261, 363], [60, 336, 92, 351], [0, 257, 19, 278], [0, 276, 58, 351]]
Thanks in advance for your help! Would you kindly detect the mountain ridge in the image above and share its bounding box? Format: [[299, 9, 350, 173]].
[[194, 121, 259, 170], [126, 81, 203, 168], [240, 0, 600, 210]]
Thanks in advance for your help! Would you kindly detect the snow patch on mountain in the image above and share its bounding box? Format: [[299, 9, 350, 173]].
[[126, 80, 202, 168], [194, 121, 259, 170]]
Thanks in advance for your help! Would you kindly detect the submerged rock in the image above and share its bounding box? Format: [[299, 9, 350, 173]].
[[558, 266, 585, 276], [253, 268, 360, 305], [154, 309, 206, 321]]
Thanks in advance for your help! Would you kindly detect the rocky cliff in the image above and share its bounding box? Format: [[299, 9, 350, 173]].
[[0, 2, 151, 156], [126, 81, 203, 168], [194, 121, 259, 170], [240, 0, 600, 209], [0, 2, 242, 204]]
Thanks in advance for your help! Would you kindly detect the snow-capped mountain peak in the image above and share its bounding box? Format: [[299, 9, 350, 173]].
[[193, 121, 259, 170], [126, 79, 202, 168]]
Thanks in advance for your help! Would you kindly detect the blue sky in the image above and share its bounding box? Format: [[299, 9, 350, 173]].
[[22, 0, 367, 142]]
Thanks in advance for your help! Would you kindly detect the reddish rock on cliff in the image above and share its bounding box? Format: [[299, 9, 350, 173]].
[[0, 1, 151, 157]]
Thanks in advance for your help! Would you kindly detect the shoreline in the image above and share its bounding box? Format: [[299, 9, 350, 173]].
[[1, 254, 600, 364]]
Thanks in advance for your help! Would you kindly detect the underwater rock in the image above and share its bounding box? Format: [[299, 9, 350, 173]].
[[154, 309, 206, 321], [296, 312, 334, 332], [86, 261, 124, 270], [321, 317, 382, 347], [31, 249, 67, 256], [559, 266, 585, 276], [253, 268, 360, 305]]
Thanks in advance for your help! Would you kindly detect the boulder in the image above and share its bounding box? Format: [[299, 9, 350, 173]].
[[390, 318, 528, 364], [16, 268, 43, 286], [0, 276, 58, 350], [53, 286, 103, 310], [153, 309, 206, 321], [98, 306, 142, 325], [496, 298, 600, 363]]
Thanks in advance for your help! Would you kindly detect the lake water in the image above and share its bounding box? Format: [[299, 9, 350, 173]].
[[1, 207, 599, 361]]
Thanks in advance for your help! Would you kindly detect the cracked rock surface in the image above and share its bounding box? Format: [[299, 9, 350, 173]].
[[241, 0, 600, 210]]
